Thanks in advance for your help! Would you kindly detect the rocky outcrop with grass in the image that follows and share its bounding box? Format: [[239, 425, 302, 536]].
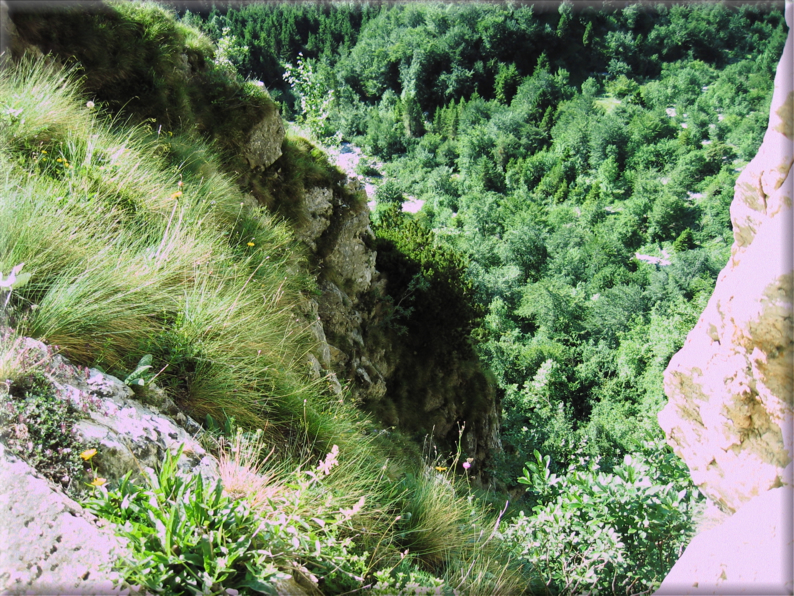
[[656, 5, 793, 592], [291, 171, 503, 481], [0, 333, 217, 593]]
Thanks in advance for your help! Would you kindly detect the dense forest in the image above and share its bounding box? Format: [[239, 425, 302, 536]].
[[190, 3, 785, 466], [2, 1, 786, 593], [181, 2, 786, 590]]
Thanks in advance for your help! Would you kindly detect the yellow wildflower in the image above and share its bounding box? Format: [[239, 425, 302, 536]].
[[80, 448, 97, 461], [90, 477, 107, 487], [434, 466, 447, 472], [170, 191, 183, 199], [56, 158, 63, 162], [247, 242, 255, 247]]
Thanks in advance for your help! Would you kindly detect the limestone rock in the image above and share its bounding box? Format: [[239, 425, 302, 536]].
[[655, 487, 794, 595], [0, 443, 130, 594], [16, 337, 219, 486], [243, 110, 285, 171], [296, 187, 334, 252], [656, 6, 793, 594], [73, 393, 219, 486], [323, 208, 377, 297], [658, 6, 794, 514]]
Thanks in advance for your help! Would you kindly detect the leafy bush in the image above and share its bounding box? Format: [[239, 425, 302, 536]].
[[502, 441, 704, 595], [284, 53, 340, 143], [84, 437, 469, 595], [85, 446, 298, 594]]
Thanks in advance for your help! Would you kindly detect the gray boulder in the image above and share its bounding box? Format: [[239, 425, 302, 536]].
[[0, 443, 130, 594]]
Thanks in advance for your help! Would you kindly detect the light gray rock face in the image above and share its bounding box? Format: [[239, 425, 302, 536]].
[[296, 187, 334, 252], [0, 336, 225, 593], [17, 337, 219, 486], [323, 207, 377, 297], [658, 8, 793, 515], [243, 111, 286, 172], [294, 181, 388, 405], [0, 443, 129, 594], [656, 487, 794, 595], [656, 6, 793, 594]]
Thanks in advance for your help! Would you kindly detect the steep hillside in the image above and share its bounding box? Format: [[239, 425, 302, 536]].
[[0, 1, 519, 593], [10, 0, 502, 478], [2, 1, 791, 595]]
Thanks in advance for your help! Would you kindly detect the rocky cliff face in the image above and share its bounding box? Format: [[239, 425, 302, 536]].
[[658, 4, 793, 514], [292, 176, 502, 481], [656, 4, 792, 593]]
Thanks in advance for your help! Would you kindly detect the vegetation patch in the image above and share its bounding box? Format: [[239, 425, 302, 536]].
[[0, 333, 100, 500]]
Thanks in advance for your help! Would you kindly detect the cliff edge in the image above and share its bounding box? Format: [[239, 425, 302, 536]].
[[656, 2, 793, 592]]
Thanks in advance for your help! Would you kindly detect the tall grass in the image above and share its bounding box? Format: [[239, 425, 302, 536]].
[[0, 48, 528, 593]]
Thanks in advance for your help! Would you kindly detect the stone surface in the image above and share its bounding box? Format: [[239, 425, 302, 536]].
[[323, 207, 377, 297], [655, 487, 794, 595], [243, 110, 285, 172], [17, 337, 220, 487], [296, 187, 334, 252], [0, 442, 130, 594], [656, 6, 793, 594], [658, 6, 794, 515]]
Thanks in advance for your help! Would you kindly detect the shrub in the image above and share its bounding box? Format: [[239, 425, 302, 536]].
[[84, 437, 466, 595], [502, 440, 704, 595]]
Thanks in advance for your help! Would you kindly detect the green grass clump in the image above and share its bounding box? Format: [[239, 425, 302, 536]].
[[0, 56, 310, 429], [10, 0, 277, 175]]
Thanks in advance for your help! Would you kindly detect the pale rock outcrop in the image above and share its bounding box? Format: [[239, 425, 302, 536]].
[[0, 443, 130, 594], [323, 206, 377, 297], [171, 45, 284, 173], [292, 179, 387, 404], [296, 187, 334, 252], [658, 2, 793, 515], [0, 335, 225, 593], [242, 112, 285, 172], [655, 3, 793, 593], [16, 337, 219, 487], [656, 487, 793, 595]]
